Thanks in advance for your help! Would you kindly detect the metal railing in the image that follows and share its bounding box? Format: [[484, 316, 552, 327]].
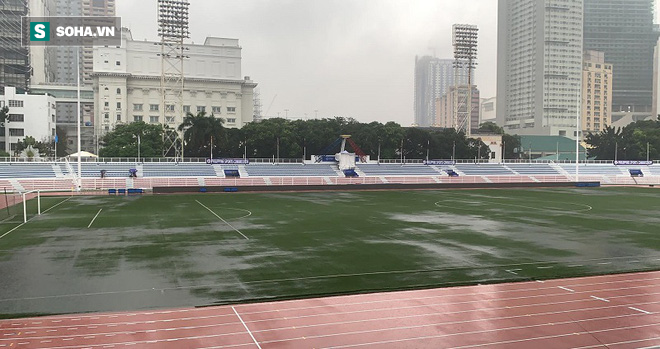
[[0, 157, 659, 165]]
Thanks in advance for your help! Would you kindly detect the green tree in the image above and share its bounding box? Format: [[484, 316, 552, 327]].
[[99, 122, 164, 157], [15, 136, 50, 158], [55, 126, 69, 157], [586, 125, 624, 160], [178, 112, 225, 157], [0, 106, 8, 128]]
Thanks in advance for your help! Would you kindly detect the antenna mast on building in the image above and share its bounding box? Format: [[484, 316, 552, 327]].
[[452, 24, 478, 136], [157, 0, 189, 159]]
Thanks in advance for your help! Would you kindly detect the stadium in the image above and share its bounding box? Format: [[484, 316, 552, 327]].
[[0, 142, 659, 347], [2, 0, 659, 347]]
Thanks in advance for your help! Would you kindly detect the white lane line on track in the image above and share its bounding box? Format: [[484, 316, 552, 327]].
[[3, 285, 660, 336], [591, 296, 610, 302], [196, 200, 249, 240], [232, 306, 262, 349], [3, 272, 660, 330], [3, 301, 660, 343], [557, 286, 575, 293], [319, 323, 660, 349], [87, 209, 102, 228], [628, 307, 653, 315]]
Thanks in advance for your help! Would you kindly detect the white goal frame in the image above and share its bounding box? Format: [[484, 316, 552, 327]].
[[22, 190, 41, 223]]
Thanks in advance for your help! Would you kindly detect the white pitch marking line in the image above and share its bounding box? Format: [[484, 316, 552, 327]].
[[628, 307, 652, 315], [196, 200, 249, 240], [591, 296, 610, 302], [505, 269, 521, 275], [0, 197, 74, 240], [0, 222, 26, 240], [87, 209, 102, 228], [558, 286, 575, 293], [41, 196, 72, 214], [537, 266, 554, 269], [232, 307, 262, 349], [598, 262, 612, 265]]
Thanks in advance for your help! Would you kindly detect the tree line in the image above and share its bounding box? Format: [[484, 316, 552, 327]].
[[586, 119, 660, 161], [99, 113, 523, 160]]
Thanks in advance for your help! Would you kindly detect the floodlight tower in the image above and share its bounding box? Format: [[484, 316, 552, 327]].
[[452, 24, 478, 136], [158, 0, 190, 159]]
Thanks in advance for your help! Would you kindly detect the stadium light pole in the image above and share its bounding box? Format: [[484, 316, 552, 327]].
[[615, 141, 618, 162], [76, 46, 82, 191], [647, 142, 650, 162]]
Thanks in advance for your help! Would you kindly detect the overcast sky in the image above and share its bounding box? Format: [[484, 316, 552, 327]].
[[116, 0, 658, 126]]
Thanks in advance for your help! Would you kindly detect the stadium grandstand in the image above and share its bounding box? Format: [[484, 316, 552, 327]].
[[0, 158, 657, 192]]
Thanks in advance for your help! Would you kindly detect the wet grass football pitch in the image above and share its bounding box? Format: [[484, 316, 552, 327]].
[[0, 186, 658, 318]]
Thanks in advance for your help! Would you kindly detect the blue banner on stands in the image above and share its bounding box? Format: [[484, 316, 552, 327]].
[[206, 158, 250, 165], [613, 160, 653, 166], [424, 160, 456, 166]]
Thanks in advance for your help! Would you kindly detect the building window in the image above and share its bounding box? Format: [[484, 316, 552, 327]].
[[212, 106, 222, 113], [227, 118, 236, 123], [104, 101, 109, 107], [197, 106, 206, 113], [10, 143, 18, 151], [134, 104, 143, 111], [116, 88, 121, 94], [117, 102, 121, 109], [117, 114, 121, 121], [104, 113, 110, 119], [183, 105, 191, 113], [150, 116, 159, 123], [8, 100, 23, 108], [9, 129, 24, 137], [116, 61, 121, 66], [166, 116, 175, 123], [133, 115, 143, 122], [227, 106, 236, 113], [8, 114, 24, 122], [166, 104, 175, 112], [149, 104, 159, 111]]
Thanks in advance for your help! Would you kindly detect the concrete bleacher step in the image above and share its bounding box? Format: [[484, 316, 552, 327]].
[[502, 164, 519, 175], [238, 165, 249, 178], [212, 165, 225, 177], [331, 165, 343, 176], [10, 179, 25, 192], [52, 164, 64, 178]]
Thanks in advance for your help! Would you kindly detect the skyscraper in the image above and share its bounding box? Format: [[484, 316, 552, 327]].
[[0, 0, 29, 92], [584, 0, 659, 120], [414, 56, 471, 127], [497, 0, 584, 138]]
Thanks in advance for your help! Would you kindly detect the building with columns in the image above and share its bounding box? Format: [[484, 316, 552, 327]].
[[93, 28, 257, 137]]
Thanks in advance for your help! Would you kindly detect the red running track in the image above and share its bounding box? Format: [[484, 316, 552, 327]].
[[1, 271, 659, 349]]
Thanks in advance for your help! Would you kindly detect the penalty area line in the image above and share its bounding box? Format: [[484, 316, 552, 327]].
[[195, 200, 249, 240], [0, 196, 73, 240], [88, 209, 103, 228]]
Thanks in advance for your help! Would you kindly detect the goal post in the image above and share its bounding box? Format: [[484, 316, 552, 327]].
[[22, 190, 42, 223]]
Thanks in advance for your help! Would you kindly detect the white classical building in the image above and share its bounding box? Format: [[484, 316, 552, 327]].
[[92, 28, 257, 136], [1, 87, 56, 154]]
